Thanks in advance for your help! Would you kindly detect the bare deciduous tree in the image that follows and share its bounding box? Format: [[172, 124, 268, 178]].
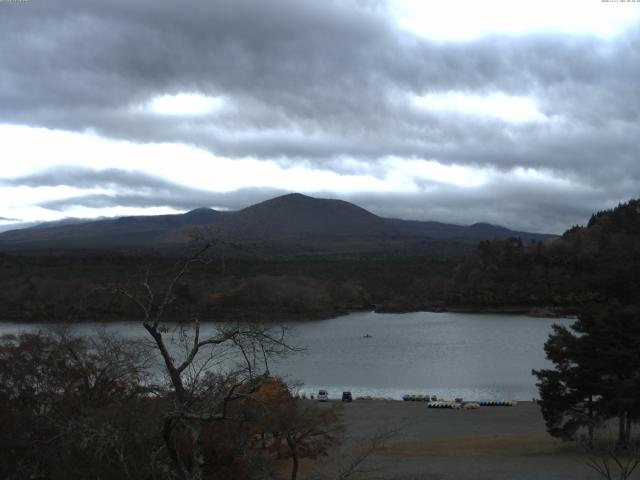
[[113, 242, 297, 480], [584, 437, 640, 480]]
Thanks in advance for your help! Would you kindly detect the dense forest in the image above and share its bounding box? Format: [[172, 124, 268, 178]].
[[0, 252, 454, 321], [0, 199, 639, 322], [453, 198, 640, 311]]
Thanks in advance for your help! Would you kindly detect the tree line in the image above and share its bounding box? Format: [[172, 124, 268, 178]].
[[0, 245, 375, 480], [530, 200, 640, 479]]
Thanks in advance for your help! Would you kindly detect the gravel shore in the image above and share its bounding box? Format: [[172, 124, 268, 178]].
[[310, 400, 609, 480]]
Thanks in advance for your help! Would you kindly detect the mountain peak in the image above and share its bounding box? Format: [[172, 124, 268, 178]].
[[186, 207, 215, 214], [257, 193, 317, 206], [278, 192, 313, 200], [470, 222, 508, 231], [231, 193, 387, 239], [183, 207, 218, 216]]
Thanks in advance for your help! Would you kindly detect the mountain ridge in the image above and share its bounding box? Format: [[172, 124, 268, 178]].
[[0, 193, 555, 254]]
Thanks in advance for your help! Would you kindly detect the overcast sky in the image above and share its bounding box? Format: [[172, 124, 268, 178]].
[[1, 0, 639, 234]]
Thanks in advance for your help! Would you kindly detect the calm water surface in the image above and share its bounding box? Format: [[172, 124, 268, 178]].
[[0, 311, 571, 401]]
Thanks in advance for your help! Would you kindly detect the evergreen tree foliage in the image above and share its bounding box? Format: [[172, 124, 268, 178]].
[[534, 303, 640, 446], [456, 198, 640, 310]]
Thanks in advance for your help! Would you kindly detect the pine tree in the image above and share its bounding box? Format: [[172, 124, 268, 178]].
[[534, 303, 640, 447]]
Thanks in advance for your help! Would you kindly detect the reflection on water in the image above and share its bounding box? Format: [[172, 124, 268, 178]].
[[0, 311, 571, 400]]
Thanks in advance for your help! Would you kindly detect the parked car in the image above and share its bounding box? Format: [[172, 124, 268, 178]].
[[341, 391, 353, 402], [317, 389, 329, 402]]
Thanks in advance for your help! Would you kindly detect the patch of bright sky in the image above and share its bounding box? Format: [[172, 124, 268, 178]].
[[0, 125, 404, 193], [0, 185, 108, 207], [411, 92, 547, 123], [0, 125, 412, 221], [136, 93, 227, 116], [53, 205, 184, 219], [0, 185, 111, 223], [0, 124, 569, 223], [391, 0, 640, 41], [511, 167, 576, 189], [383, 157, 489, 188]]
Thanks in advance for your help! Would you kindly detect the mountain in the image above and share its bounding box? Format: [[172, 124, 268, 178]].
[[386, 219, 550, 243], [0, 193, 555, 254], [0, 208, 223, 249], [213, 193, 391, 240]]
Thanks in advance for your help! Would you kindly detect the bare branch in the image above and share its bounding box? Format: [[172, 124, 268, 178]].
[[152, 242, 212, 329], [115, 287, 151, 320]]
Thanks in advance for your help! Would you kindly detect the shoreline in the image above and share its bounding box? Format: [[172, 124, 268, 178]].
[[433, 306, 576, 319], [316, 400, 597, 480], [0, 304, 576, 324]]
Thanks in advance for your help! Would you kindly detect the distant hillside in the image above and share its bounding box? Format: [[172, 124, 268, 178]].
[[4, 198, 635, 323], [387, 218, 550, 243], [0, 193, 555, 255], [0, 208, 223, 249]]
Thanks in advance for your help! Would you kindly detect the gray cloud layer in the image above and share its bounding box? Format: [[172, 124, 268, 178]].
[[0, 168, 286, 212], [0, 167, 610, 233], [0, 0, 639, 232]]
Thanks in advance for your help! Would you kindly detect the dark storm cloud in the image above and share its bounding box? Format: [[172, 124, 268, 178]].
[[1, 1, 638, 164], [1, 168, 188, 192], [2, 164, 634, 233], [2, 167, 286, 212], [0, 0, 639, 232], [343, 180, 616, 234], [4, 165, 614, 234], [38, 189, 288, 213]]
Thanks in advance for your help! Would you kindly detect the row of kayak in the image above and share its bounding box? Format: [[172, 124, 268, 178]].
[[478, 400, 517, 406], [427, 401, 480, 409], [402, 394, 517, 407], [355, 395, 395, 401]]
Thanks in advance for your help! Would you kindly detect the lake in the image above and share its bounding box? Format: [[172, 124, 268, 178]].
[[0, 311, 572, 401]]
